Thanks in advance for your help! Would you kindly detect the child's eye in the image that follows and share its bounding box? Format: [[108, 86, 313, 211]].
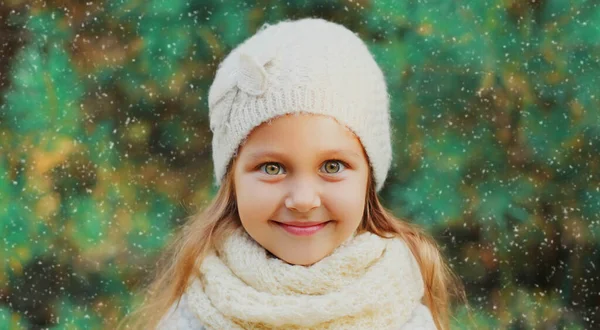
[[322, 160, 346, 174], [258, 160, 347, 176], [260, 162, 285, 175]]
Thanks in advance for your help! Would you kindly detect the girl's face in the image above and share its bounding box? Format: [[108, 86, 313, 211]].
[[233, 113, 370, 266]]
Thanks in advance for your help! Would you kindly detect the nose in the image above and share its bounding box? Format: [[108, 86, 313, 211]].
[[284, 177, 321, 213]]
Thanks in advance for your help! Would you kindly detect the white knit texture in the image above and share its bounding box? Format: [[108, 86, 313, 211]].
[[208, 18, 392, 192], [157, 227, 436, 330], [158, 297, 435, 330]]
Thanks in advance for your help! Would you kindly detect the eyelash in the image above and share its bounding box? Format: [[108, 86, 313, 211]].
[[257, 159, 348, 175]]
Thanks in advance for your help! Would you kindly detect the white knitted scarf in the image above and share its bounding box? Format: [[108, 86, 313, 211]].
[[185, 227, 426, 329]]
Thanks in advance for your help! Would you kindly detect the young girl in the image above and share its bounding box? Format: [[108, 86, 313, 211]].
[[124, 18, 466, 330]]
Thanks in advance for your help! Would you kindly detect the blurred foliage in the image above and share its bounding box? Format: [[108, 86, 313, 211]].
[[0, 0, 598, 329]]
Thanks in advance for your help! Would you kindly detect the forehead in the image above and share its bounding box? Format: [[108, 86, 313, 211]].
[[233, 113, 371, 169], [245, 112, 357, 141], [239, 113, 364, 154]]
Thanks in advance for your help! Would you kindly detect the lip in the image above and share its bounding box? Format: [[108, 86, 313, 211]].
[[274, 221, 331, 236]]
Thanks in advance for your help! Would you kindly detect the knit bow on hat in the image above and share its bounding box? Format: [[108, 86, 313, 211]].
[[209, 50, 272, 105], [236, 52, 269, 96], [207, 51, 274, 133], [207, 23, 280, 133]]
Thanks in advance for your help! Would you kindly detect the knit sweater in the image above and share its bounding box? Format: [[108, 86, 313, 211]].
[[156, 228, 437, 329]]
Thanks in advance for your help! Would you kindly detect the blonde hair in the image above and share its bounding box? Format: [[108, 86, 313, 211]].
[[119, 156, 470, 330]]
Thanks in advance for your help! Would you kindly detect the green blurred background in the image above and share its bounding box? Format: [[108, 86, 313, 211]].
[[1, 0, 599, 329]]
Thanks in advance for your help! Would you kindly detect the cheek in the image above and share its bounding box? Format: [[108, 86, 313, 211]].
[[235, 177, 277, 223], [323, 179, 367, 223]]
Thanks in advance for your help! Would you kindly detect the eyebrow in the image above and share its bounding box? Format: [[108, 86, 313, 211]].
[[246, 149, 363, 162]]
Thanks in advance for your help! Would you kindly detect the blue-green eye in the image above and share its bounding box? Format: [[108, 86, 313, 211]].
[[258, 160, 347, 175], [260, 162, 284, 175], [322, 160, 346, 174]]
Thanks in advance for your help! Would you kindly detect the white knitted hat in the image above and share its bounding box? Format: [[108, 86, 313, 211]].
[[208, 18, 392, 192]]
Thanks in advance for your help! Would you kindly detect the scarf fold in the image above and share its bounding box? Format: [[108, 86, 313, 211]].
[[185, 227, 426, 329]]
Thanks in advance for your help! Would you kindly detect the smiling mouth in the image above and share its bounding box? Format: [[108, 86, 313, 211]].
[[272, 220, 332, 236]]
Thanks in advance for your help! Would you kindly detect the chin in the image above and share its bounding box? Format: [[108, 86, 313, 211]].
[[277, 250, 330, 266]]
